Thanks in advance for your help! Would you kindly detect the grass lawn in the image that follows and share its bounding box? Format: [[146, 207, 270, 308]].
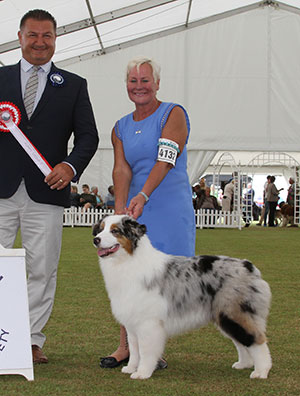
[[1, 225, 299, 396]]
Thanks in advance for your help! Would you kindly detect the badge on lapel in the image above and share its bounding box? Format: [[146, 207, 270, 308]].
[[49, 72, 65, 87]]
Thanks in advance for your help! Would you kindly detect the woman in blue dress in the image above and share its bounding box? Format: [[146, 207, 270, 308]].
[[100, 56, 195, 369]]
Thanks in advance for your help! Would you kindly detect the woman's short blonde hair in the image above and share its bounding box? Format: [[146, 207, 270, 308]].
[[126, 56, 161, 83]]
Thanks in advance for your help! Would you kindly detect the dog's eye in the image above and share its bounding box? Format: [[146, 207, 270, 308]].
[[111, 228, 119, 235]]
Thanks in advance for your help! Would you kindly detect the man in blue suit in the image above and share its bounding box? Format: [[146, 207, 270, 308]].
[[0, 9, 99, 363]]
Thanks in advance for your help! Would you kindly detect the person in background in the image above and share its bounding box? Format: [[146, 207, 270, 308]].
[[266, 176, 283, 227], [91, 186, 104, 209], [105, 185, 115, 209], [287, 177, 295, 206], [192, 183, 201, 209], [199, 177, 206, 192], [195, 186, 220, 211], [194, 178, 206, 207], [99, 56, 195, 370], [280, 176, 296, 227], [79, 184, 97, 209], [196, 186, 221, 227], [70, 185, 80, 207], [257, 175, 271, 226], [0, 9, 99, 363], [221, 179, 234, 212]]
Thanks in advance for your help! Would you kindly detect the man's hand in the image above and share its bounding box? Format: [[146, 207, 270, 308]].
[[44, 163, 74, 190]]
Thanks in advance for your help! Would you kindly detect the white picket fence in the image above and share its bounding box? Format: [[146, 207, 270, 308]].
[[63, 207, 243, 229], [195, 209, 242, 229]]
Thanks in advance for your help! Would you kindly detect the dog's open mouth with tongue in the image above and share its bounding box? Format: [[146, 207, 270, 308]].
[[96, 244, 120, 257]]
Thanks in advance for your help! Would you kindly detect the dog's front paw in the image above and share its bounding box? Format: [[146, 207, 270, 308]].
[[121, 365, 137, 375], [232, 361, 253, 370], [250, 369, 269, 379], [130, 369, 153, 379], [130, 370, 152, 380]]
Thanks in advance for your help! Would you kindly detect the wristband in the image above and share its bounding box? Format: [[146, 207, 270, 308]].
[[138, 191, 149, 202]]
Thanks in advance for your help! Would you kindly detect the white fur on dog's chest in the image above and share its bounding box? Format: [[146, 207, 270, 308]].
[[100, 255, 167, 327]]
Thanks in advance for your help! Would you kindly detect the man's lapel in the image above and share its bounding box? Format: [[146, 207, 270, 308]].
[[9, 63, 28, 119]]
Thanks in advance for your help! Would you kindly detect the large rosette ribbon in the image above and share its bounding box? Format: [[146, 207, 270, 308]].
[[0, 102, 52, 176]]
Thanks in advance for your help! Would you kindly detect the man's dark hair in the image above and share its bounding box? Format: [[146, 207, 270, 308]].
[[20, 9, 57, 31]]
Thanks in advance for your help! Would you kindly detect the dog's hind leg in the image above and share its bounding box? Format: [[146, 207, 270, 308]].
[[130, 321, 167, 380], [122, 332, 139, 375], [231, 339, 254, 369], [247, 342, 272, 379], [217, 312, 271, 378]]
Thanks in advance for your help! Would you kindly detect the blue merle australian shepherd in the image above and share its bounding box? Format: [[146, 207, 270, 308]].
[[93, 215, 272, 380]]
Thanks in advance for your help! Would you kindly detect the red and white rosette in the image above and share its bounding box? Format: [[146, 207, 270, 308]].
[[0, 101, 53, 176], [0, 102, 21, 132]]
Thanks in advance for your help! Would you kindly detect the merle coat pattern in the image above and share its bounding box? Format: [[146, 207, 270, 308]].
[[93, 215, 272, 380]]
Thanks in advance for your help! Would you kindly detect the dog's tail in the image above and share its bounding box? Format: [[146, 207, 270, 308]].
[[214, 279, 271, 347]]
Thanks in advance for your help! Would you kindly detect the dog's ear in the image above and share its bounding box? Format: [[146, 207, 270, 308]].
[[92, 222, 101, 236], [92, 215, 109, 236], [136, 222, 147, 238], [123, 218, 147, 238]]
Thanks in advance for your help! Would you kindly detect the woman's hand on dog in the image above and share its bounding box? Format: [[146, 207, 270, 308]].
[[127, 194, 146, 219]]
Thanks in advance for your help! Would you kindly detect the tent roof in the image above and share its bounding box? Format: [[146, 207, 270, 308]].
[[1, 0, 300, 67]]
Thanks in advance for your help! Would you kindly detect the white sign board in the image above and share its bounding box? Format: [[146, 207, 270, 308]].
[[0, 244, 34, 381]]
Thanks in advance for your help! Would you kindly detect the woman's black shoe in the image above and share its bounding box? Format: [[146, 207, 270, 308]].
[[100, 356, 129, 368], [100, 356, 167, 369]]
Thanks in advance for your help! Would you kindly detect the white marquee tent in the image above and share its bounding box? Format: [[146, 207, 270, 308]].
[[1, 0, 300, 196]]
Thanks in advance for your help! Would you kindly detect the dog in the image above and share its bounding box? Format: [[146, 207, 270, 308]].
[[93, 215, 272, 380], [279, 202, 295, 227], [275, 209, 283, 226]]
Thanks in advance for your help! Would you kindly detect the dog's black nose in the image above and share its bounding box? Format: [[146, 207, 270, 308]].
[[93, 237, 101, 246]]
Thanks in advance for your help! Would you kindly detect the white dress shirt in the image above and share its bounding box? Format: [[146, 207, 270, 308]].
[[20, 58, 51, 114]]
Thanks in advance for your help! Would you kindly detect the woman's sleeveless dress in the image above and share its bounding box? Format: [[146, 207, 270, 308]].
[[115, 102, 195, 256]]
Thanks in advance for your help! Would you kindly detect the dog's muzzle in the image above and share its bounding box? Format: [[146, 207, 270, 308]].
[[93, 237, 120, 258]]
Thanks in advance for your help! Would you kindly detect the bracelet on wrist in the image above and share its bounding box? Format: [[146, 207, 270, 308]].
[[138, 191, 149, 202]]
